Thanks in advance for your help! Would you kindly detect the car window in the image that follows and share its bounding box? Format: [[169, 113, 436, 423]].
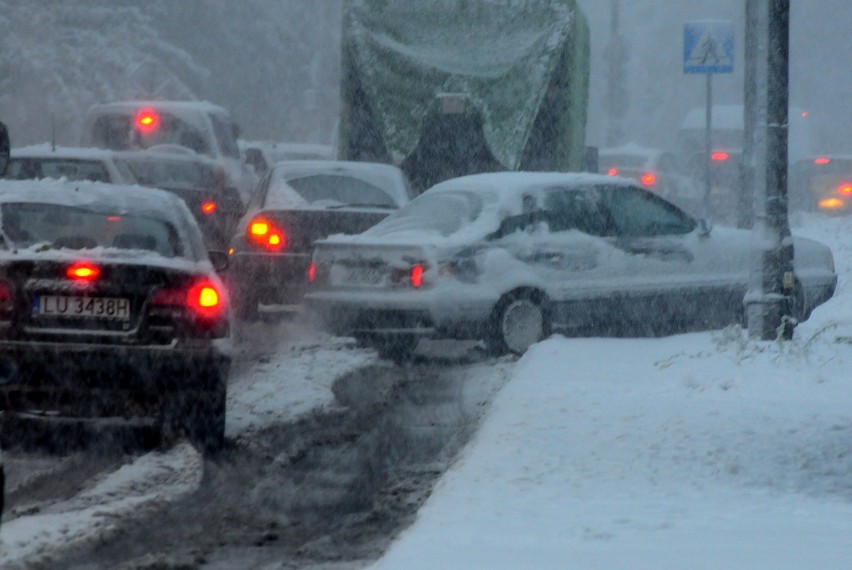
[[543, 187, 612, 236], [116, 158, 215, 190], [1, 203, 184, 257], [5, 158, 111, 183], [365, 190, 483, 237], [277, 173, 398, 208], [209, 113, 241, 159], [597, 185, 696, 236]]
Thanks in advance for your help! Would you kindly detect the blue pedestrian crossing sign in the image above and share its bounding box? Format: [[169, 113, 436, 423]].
[[684, 20, 734, 74]]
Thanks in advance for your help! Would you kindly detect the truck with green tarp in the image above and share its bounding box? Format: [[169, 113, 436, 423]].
[[338, 0, 590, 192]]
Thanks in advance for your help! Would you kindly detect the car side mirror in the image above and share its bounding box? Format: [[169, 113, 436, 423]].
[[208, 250, 229, 272], [0, 121, 9, 176], [698, 218, 713, 237]]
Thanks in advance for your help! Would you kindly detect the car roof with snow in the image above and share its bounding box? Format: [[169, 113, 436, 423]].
[[11, 144, 122, 160], [426, 171, 635, 196], [86, 100, 230, 115]]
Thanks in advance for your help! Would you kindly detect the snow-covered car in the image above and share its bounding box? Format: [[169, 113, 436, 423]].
[[2, 145, 135, 184], [305, 172, 838, 361], [228, 160, 413, 319], [80, 100, 258, 208], [112, 150, 244, 250], [0, 179, 231, 455], [239, 140, 335, 177], [599, 143, 702, 216]]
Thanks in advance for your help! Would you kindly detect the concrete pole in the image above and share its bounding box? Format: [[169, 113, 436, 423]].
[[745, 0, 796, 340]]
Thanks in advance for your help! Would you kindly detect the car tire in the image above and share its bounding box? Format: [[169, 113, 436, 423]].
[[232, 289, 259, 321], [162, 367, 227, 458], [486, 289, 550, 356]]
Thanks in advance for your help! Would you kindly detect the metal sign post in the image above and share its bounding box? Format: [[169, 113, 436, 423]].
[[684, 20, 735, 218]]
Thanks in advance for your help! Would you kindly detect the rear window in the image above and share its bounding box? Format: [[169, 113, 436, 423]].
[[116, 157, 215, 190], [598, 155, 648, 171], [5, 158, 111, 183], [366, 190, 483, 237], [1, 203, 184, 258], [268, 172, 399, 209], [90, 113, 211, 156]]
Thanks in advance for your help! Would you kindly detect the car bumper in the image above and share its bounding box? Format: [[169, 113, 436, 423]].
[[0, 338, 231, 418], [305, 288, 494, 340], [229, 251, 311, 305]]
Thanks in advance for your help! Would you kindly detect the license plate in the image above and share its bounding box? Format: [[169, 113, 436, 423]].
[[37, 296, 131, 320], [346, 267, 384, 285]]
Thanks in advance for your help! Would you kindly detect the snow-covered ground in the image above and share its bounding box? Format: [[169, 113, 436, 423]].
[[369, 212, 852, 570], [1, 212, 849, 569], [0, 322, 377, 566]]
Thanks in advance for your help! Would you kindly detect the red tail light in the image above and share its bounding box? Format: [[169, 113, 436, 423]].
[[814, 157, 831, 165], [0, 281, 12, 318], [247, 216, 286, 252], [711, 151, 730, 162], [201, 201, 217, 215], [0, 281, 11, 302], [134, 107, 160, 136], [640, 172, 656, 187], [66, 261, 100, 283], [410, 264, 425, 288], [153, 279, 227, 320], [308, 261, 317, 283], [837, 183, 852, 195], [607, 167, 618, 176]]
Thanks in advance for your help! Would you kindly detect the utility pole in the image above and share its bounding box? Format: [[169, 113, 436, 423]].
[[744, 0, 796, 340], [605, 0, 627, 147]]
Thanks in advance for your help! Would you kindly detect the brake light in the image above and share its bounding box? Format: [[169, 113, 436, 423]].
[[640, 172, 656, 187], [837, 183, 852, 195], [247, 216, 286, 252], [607, 167, 618, 176], [153, 279, 226, 320], [814, 157, 831, 165], [134, 107, 160, 136], [410, 264, 425, 288], [201, 201, 217, 215], [66, 261, 100, 283], [819, 198, 845, 210], [711, 151, 730, 161]]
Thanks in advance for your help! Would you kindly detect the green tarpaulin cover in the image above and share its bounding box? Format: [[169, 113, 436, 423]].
[[340, 0, 590, 173]]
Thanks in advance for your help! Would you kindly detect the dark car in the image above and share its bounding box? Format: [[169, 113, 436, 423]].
[[0, 179, 231, 455], [113, 149, 244, 249], [228, 160, 412, 319]]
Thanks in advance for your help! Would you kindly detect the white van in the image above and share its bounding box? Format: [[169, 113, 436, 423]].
[[80, 100, 257, 208]]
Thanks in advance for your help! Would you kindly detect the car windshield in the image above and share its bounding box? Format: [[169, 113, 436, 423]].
[[273, 172, 398, 208], [116, 157, 215, 190], [0, 203, 183, 257], [365, 190, 484, 237], [5, 158, 111, 183]]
